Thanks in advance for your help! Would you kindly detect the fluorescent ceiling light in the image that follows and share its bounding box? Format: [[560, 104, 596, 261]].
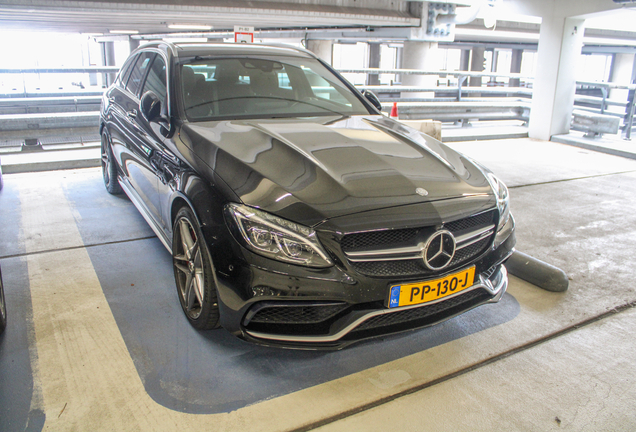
[[168, 24, 212, 30], [583, 36, 636, 46], [110, 30, 139, 34], [454, 28, 539, 42], [164, 37, 209, 43]]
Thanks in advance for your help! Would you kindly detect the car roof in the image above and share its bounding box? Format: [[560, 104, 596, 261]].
[[137, 41, 318, 61]]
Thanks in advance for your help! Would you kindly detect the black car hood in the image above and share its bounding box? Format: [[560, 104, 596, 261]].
[[180, 115, 493, 227]]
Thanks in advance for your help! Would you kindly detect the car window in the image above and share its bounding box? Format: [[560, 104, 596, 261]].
[[181, 56, 371, 121], [141, 54, 167, 106], [303, 69, 352, 106], [125, 52, 154, 97], [117, 54, 137, 87]]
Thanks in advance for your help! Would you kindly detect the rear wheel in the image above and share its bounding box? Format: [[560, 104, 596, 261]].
[[101, 132, 122, 195], [172, 206, 220, 330]]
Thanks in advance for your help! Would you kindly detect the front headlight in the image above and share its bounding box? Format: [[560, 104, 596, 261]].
[[225, 203, 333, 268], [487, 173, 510, 232]]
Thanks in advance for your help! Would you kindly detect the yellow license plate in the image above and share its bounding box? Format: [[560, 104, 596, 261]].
[[388, 266, 476, 308]]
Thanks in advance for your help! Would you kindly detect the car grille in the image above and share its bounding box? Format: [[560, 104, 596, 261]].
[[340, 210, 497, 278], [340, 227, 419, 252], [247, 302, 349, 325], [349, 288, 491, 335], [349, 236, 491, 277]]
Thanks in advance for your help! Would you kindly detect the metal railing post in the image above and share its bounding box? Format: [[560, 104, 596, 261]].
[[457, 75, 467, 102], [625, 89, 635, 140], [600, 87, 607, 114]]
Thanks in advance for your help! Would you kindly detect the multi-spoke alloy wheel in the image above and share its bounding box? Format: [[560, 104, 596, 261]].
[[101, 132, 122, 195], [172, 207, 220, 330]]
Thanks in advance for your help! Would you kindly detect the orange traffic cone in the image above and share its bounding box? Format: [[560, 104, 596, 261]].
[[390, 102, 398, 119]]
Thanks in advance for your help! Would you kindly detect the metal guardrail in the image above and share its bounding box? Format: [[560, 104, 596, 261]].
[[380, 101, 530, 122], [0, 111, 99, 131], [0, 67, 119, 74], [574, 81, 636, 139], [0, 96, 101, 115]]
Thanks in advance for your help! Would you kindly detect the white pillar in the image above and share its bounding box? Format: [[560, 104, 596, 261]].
[[306, 40, 333, 65], [401, 41, 439, 98], [529, 17, 585, 141]]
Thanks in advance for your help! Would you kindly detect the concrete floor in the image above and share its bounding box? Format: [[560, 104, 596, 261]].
[[1, 138, 635, 431]]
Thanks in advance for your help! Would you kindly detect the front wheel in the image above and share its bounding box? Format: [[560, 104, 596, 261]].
[[172, 207, 220, 330], [101, 132, 122, 195]]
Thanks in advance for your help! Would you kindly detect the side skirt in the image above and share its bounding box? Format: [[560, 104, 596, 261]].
[[118, 177, 172, 252]]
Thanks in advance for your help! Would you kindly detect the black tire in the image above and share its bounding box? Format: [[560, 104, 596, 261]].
[[172, 206, 220, 330], [0, 268, 6, 335], [101, 132, 122, 195]]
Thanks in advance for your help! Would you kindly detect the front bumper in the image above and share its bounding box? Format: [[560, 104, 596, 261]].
[[240, 263, 509, 349]]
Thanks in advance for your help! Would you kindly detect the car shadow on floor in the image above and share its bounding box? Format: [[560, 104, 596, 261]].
[[86, 238, 519, 414]]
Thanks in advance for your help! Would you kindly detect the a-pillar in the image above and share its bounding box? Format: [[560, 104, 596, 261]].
[[509, 48, 523, 88], [306, 40, 333, 65], [100, 41, 117, 87], [367, 42, 381, 86], [401, 40, 439, 98], [529, 17, 585, 140]]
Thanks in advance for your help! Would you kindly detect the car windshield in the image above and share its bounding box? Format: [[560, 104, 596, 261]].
[[180, 56, 371, 121]]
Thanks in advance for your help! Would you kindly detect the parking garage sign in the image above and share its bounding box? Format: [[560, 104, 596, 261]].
[[234, 26, 254, 43]]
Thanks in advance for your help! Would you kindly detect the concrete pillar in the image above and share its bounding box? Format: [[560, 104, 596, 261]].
[[608, 53, 635, 112], [401, 41, 439, 98], [306, 40, 333, 65], [459, 49, 470, 71], [367, 42, 381, 86], [529, 17, 585, 141], [469, 45, 485, 87], [100, 41, 117, 87], [489, 49, 499, 83], [509, 49, 523, 88], [395, 46, 403, 84], [129, 37, 140, 53]]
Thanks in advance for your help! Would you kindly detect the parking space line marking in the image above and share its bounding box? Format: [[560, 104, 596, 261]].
[[0, 235, 157, 261]]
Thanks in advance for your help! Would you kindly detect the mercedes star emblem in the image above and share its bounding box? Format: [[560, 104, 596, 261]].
[[423, 230, 456, 270]]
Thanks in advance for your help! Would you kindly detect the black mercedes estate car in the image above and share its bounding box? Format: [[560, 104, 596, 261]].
[[100, 42, 515, 349]]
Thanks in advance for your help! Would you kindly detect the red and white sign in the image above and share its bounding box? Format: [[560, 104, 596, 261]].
[[234, 26, 254, 43]]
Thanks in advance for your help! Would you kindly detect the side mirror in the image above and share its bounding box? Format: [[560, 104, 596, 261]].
[[140, 91, 171, 136], [140, 91, 163, 122], [361, 89, 382, 112]]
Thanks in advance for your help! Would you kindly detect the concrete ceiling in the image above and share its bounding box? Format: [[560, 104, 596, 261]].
[[0, 0, 420, 35], [1, 0, 635, 49]]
